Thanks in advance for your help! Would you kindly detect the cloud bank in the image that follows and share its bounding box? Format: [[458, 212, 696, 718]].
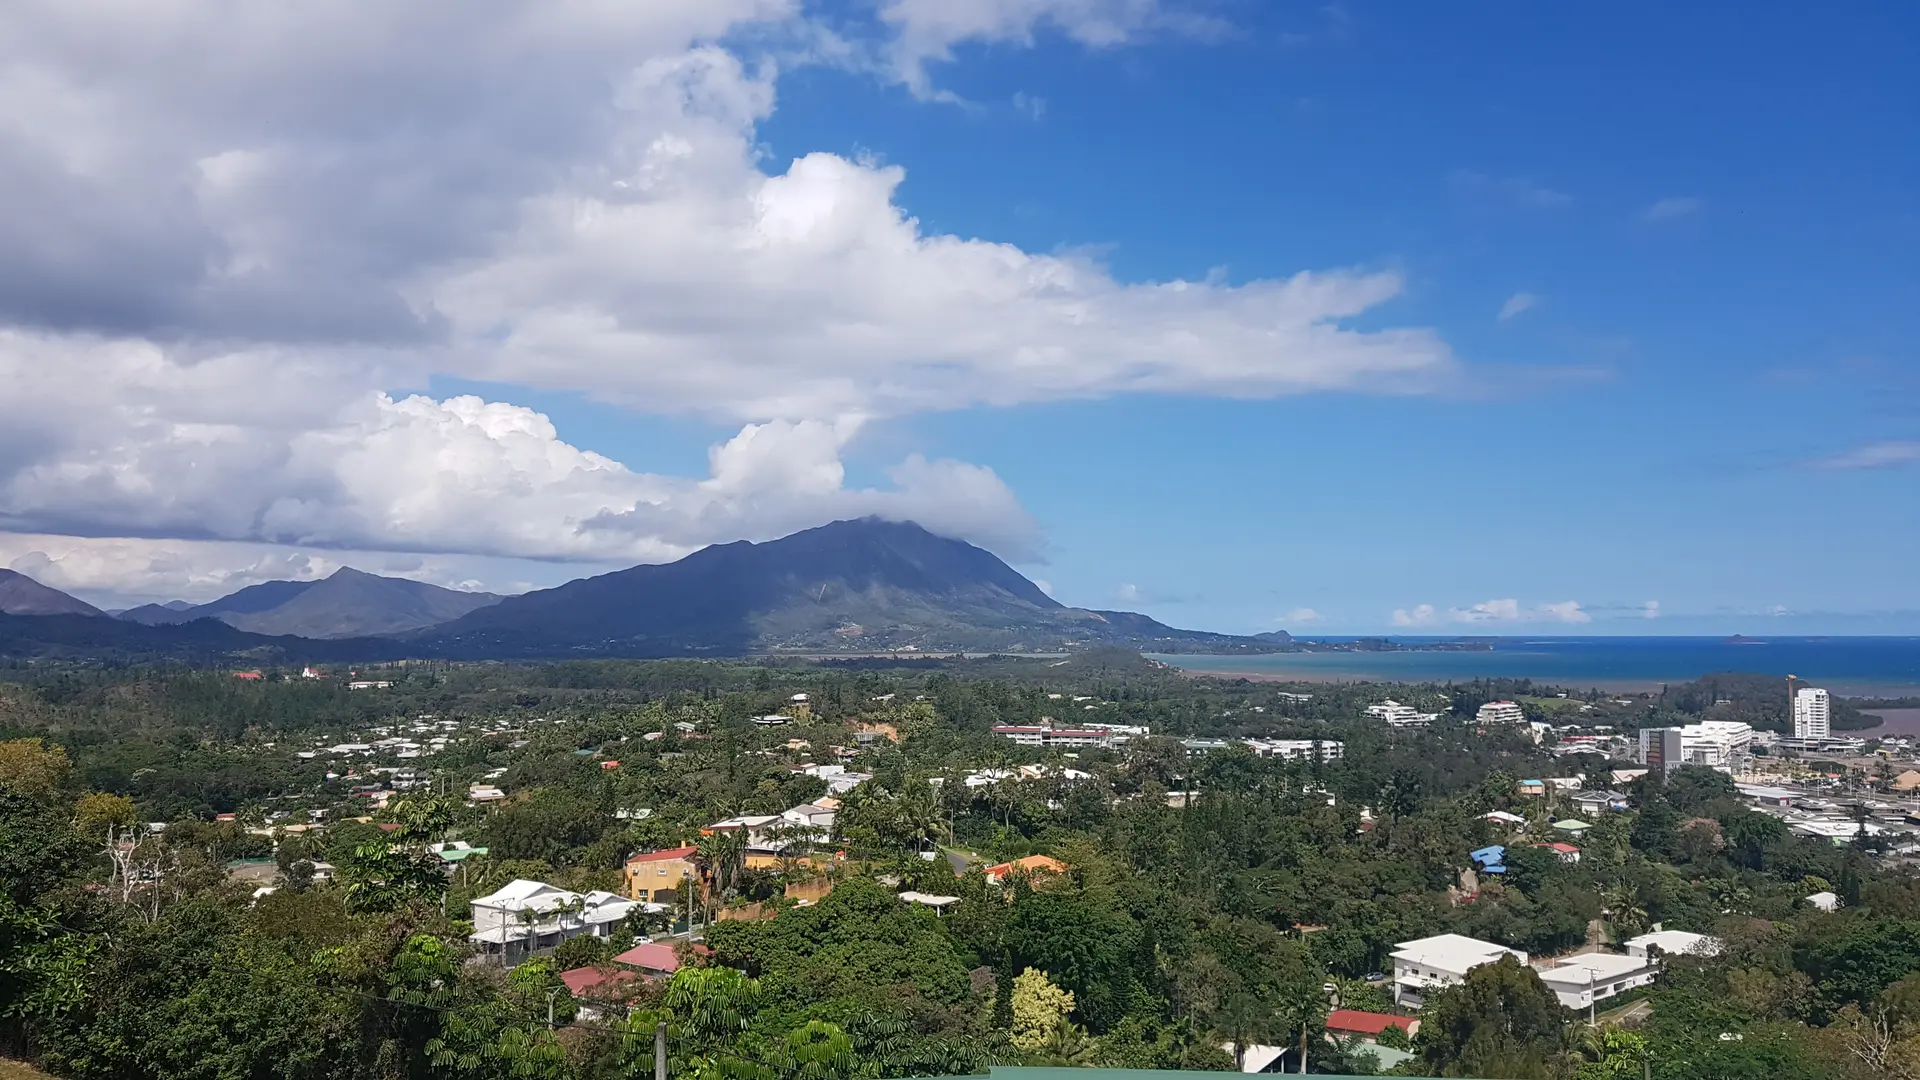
[[0, 0, 1458, 599]]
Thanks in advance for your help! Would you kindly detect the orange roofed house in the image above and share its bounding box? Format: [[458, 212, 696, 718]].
[[623, 846, 698, 903], [984, 854, 1065, 884], [1326, 1009, 1420, 1043]]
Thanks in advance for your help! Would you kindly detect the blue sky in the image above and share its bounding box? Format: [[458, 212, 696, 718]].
[[0, 1, 1914, 634], [489, 3, 1920, 634]]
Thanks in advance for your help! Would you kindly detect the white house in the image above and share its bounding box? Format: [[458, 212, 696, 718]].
[[1537, 953, 1659, 1011], [991, 725, 1117, 749], [1624, 930, 1722, 959], [468, 880, 634, 963], [1805, 890, 1841, 912], [1390, 934, 1528, 1007], [780, 799, 840, 844]]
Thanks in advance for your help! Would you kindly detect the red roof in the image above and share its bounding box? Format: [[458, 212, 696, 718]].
[[1533, 842, 1581, 854], [233, 671, 263, 680], [627, 846, 698, 864], [561, 966, 643, 997], [1326, 1010, 1416, 1036], [612, 941, 710, 975], [985, 854, 1065, 881]]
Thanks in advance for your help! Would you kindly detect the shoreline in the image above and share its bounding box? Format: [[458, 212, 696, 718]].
[[1174, 665, 1674, 693]]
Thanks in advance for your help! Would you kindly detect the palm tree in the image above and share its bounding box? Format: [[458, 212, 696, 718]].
[[1211, 990, 1280, 1072], [695, 830, 747, 921]]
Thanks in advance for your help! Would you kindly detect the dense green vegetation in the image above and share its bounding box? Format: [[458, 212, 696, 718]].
[[3, 654, 1917, 1079]]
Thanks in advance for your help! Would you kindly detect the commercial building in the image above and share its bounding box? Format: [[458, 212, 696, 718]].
[[1476, 701, 1526, 725], [1366, 700, 1440, 727], [1390, 934, 1528, 1007], [992, 725, 1118, 749], [1179, 737, 1344, 762], [1793, 686, 1831, 740], [1679, 721, 1754, 768], [1638, 728, 1682, 774]]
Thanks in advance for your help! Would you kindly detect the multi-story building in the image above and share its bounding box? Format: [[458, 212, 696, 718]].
[[1365, 700, 1439, 727], [623, 846, 698, 903], [991, 725, 1117, 749], [1793, 686, 1831, 740], [1638, 728, 1682, 774], [1476, 701, 1526, 725], [469, 880, 637, 964], [1679, 721, 1753, 768], [1390, 934, 1528, 1007], [1178, 737, 1343, 762]]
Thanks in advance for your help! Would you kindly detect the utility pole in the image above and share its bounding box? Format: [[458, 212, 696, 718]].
[[654, 1021, 669, 1080]]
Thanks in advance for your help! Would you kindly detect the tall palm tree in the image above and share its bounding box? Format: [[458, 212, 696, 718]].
[[1211, 990, 1279, 1072], [695, 830, 747, 920]]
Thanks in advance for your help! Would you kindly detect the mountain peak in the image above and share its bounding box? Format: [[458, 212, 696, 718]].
[[0, 568, 105, 617]]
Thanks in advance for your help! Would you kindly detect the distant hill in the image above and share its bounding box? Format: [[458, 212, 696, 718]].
[[116, 569, 498, 639], [0, 569, 104, 617], [0, 612, 397, 662], [421, 517, 1279, 657]]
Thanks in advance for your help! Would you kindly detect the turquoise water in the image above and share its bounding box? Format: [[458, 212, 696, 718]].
[[1152, 636, 1920, 695]]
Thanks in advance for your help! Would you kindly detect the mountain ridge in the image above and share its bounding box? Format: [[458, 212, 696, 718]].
[[117, 568, 499, 639], [0, 569, 105, 617], [420, 517, 1273, 657]]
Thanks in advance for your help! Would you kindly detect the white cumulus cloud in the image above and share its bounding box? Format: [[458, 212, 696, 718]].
[[0, 0, 1463, 600], [1392, 598, 1592, 627], [1498, 292, 1538, 321]]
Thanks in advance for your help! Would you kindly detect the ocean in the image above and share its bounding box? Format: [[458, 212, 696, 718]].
[[1151, 636, 1920, 696]]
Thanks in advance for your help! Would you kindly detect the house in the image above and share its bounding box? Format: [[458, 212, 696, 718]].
[[560, 966, 644, 1018], [1325, 1009, 1420, 1042], [233, 671, 264, 680], [1572, 790, 1631, 816], [432, 840, 490, 864], [1805, 890, 1841, 912], [1390, 934, 1528, 1006], [1537, 953, 1659, 1011], [1469, 845, 1507, 873], [898, 891, 960, 913], [780, 799, 840, 844], [1516, 780, 1546, 798], [1624, 930, 1722, 958], [610, 941, 708, 978], [1551, 819, 1593, 837], [468, 784, 508, 805], [1893, 769, 1920, 793], [624, 846, 699, 902], [1531, 842, 1581, 864], [753, 715, 793, 726], [468, 879, 615, 963], [1484, 810, 1527, 827], [991, 725, 1117, 749], [984, 854, 1065, 884]]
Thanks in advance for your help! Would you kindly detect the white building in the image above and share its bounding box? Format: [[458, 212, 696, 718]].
[[1537, 953, 1659, 1011], [1390, 934, 1528, 1007], [1179, 737, 1344, 762], [1477, 701, 1526, 725], [1793, 686, 1831, 740], [469, 881, 637, 964], [991, 725, 1116, 749], [1624, 930, 1722, 959], [1365, 700, 1439, 727], [1678, 721, 1754, 768]]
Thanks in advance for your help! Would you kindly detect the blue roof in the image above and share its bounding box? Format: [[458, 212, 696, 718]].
[[1470, 844, 1505, 864]]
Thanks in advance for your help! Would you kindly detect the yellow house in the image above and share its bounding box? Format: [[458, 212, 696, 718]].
[[623, 846, 698, 902]]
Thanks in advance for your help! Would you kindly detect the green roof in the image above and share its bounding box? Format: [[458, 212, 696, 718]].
[[1552, 819, 1593, 831]]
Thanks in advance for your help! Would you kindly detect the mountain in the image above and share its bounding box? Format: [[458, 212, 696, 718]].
[[422, 517, 1276, 657], [116, 569, 499, 638], [0, 569, 104, 617], [0, 611, 401, 662]]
